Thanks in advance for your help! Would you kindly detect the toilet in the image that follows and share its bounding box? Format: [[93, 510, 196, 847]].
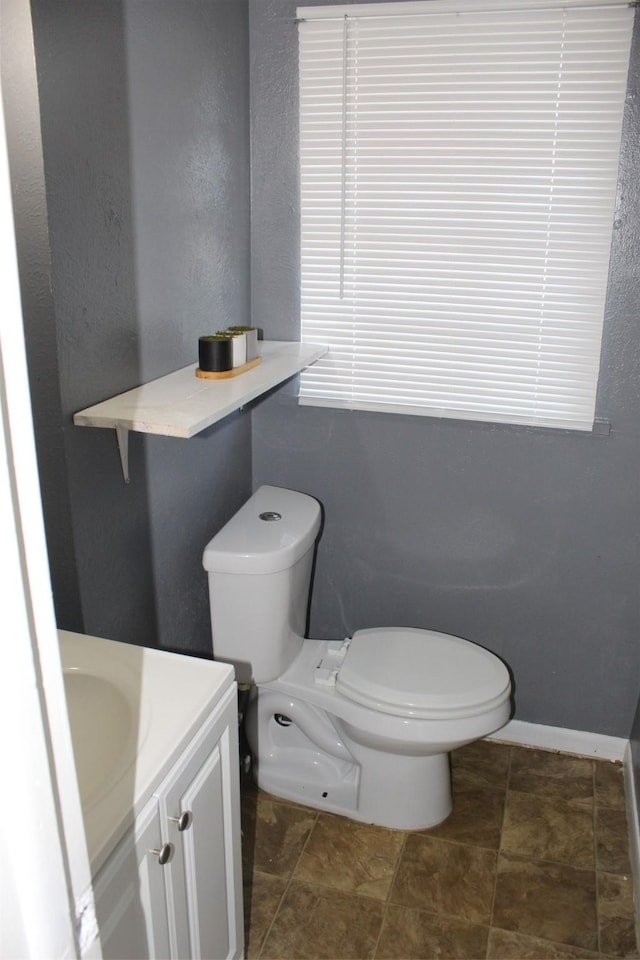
[[203, 485, 512, 830]]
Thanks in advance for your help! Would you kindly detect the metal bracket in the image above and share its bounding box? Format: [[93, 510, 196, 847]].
[[115, 427, 130, 483]]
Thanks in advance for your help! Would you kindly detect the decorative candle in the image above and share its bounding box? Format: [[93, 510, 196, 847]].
[[198, 335, 233, 372], [216, 330, 247, 367], [227, 326, 259, 362]]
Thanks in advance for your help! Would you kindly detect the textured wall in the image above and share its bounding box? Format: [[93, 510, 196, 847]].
[[1, 0, 82, 629], [249, 0, 640, 737], [23, 0, 252, 654]]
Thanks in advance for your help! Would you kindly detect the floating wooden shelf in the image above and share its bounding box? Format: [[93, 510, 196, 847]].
[[74, 340, 327, 481]]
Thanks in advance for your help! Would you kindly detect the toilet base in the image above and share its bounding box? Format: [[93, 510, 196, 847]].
[[246, 690, 454, 830], [252, 749, 360, 816], [347, 745, 452, 830], [252, 747, 452, 830]]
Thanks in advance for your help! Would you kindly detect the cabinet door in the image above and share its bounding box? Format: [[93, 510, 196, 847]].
[[93, 798, 172, 960], [161, 690, 243, 960]]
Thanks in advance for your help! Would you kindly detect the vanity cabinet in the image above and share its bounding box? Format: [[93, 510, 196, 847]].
[[91, 798, 172, 960], [93, 683, 243, 960]]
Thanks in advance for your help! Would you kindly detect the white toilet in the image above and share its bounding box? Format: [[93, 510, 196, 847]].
[[203, 485, 512, 830]]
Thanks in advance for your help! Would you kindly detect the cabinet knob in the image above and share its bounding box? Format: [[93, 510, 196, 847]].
[[150, 843, 175, 866], [169, 810, 193, 832]]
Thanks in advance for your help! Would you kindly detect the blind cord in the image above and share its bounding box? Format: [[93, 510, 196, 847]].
[[339, 14, 348, 300]]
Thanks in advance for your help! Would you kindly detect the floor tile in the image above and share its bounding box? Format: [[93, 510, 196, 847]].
[[597, 807, 632, 874], [451, 739, 511, 792], [243, 870, 287, 959], [509, 747, 594, 805], [391, 834, 497, 925], [487, 927, 599, 958], [501, 790, 595, 868], [492, 852, 598, 951], [293, 813, 405, 900], [598, 871, 639, 958], [260, 879, 385, 959], [375, 904, 489, 959], [241, 792, 317, 878], [423, 783, 505, 850], [595, 760, 626, 811]]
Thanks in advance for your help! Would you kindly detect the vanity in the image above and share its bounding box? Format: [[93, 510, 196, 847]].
[[59, 630, 243, 960]]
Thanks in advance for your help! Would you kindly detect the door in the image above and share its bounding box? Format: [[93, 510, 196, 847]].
[[161, 692, 243, 960]]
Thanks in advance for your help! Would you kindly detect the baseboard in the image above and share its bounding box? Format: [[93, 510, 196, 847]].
[[624, 742, 640, 949], [487, 718, 627, 762]]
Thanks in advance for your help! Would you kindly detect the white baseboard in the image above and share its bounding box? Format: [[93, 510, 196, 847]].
[[488, 718, 627, 762], [623, 743, 640, 948]]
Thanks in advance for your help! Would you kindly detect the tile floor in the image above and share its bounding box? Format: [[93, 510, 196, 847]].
[[240, 740, 638, 959]]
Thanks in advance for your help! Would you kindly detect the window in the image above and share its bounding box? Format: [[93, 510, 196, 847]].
[[297, 0, 634, 430]]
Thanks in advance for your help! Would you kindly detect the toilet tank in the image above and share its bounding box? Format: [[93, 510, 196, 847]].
[[202, 486, 322, 684]]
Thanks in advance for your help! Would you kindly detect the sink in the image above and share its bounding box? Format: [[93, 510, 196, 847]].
[[58, 628, 234, 871], [63, 669, 137, 809], [59, 630, 150, 815]]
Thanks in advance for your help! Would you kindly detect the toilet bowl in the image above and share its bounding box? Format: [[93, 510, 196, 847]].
[[203, 486, 512, 830]]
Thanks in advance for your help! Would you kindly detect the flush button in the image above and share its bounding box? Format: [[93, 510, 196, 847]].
[[259, 511, 282, 521]]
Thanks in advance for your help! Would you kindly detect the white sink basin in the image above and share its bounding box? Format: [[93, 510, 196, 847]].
[[63, 670, 137, 809], [59, 630, 150, 821]]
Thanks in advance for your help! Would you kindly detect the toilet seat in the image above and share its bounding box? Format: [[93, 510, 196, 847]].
[[335, 627, 511, 721]]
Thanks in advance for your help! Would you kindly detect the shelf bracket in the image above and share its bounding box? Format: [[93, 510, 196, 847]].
[[115, 427, 130, 484]]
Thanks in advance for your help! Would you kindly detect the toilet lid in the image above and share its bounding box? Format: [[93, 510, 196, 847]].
[[336, 627, 511, 720]]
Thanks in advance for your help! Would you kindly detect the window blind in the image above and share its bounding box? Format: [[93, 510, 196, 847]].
[[297, 0, 634, 430]]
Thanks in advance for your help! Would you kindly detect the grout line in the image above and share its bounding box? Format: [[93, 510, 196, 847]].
[[370, 829, 409, 959], [485, 743, 513, 957], [254, 799, 320, 959], [593, 759, 603, 959], [255, 875, 290, 960], [290, 805, 320, 876]]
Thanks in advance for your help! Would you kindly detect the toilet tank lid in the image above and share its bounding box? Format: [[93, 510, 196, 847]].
[[202, 485, 322, 575]]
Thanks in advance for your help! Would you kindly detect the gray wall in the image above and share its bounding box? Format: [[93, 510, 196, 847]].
[[10, 0, 252, 655], [1, 0, 82, 628], [249, 0, 640, 738]]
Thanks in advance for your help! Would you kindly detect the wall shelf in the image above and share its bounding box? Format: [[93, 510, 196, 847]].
[[73, 340, 327, 481]]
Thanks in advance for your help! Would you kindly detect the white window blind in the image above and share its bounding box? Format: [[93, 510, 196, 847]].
[[297, 0, 634, 430]]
